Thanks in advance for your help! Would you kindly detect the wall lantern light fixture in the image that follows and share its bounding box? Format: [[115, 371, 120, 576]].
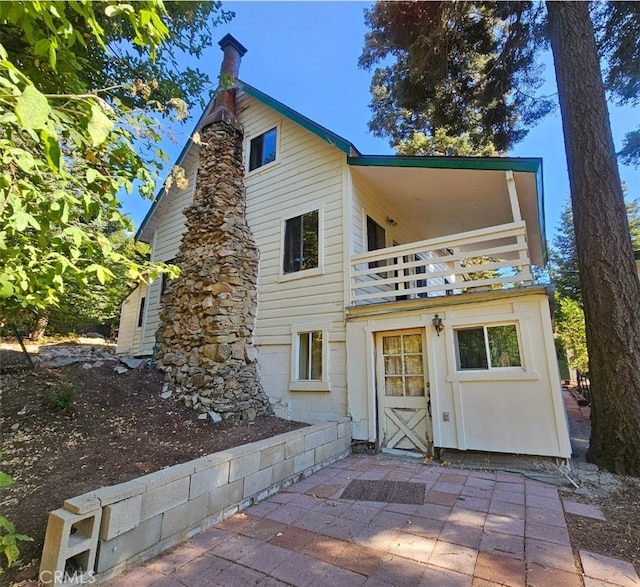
[[432, 314, 444, 336]]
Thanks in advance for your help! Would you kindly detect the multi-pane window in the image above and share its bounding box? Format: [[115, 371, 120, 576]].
[[298, 331, 322, 381], [382, 333, 425, 397], [283, 210, 319, 274], [455, 324, 521, 370], [249, 127, 277, 171]]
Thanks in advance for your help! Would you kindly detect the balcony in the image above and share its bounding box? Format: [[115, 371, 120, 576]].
[[350, 221, 533, 306]]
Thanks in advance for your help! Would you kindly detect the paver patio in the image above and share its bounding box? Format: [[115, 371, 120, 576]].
[[104, 454, 639, 587]]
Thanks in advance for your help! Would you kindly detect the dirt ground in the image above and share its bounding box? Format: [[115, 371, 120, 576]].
[[1, 342, 639, 584], [0, 353, 306, 585], [561, 480, 640, 576]]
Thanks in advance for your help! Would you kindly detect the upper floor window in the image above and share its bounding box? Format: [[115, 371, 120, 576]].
[[283, 210, 319, 274], [367, 215, 386, 268], [249, 127, 277, 171], [455, 324, 522, 370]]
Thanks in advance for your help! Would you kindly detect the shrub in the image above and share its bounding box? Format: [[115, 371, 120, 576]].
[[0, 469, 32, 573]]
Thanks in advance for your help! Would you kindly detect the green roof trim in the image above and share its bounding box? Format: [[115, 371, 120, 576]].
[[136, 81, 550, 268], [347, 154, 541, 173], [536, 163, 548, 265], [238, 81, 360, 156]]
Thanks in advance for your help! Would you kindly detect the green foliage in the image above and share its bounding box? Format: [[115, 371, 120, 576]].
[[49, 230, 151, 330], [396, 128, 499, 157], [549, 203, 581, 302], [488, 325, 521, 368], [48, 380, 77, 412], [0, 1, 225, 320], [619, 127, 640, 168], [550, 195, 640, 304], [0, 467, 32, 573], [592, 2, 640, 168], [360, 2, 639, 162], [359, 1, 553, 153], [593, 1, 640, 107], [555, 294, 589, 373]]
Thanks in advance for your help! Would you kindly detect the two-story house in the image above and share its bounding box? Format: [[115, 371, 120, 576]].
[[117, 36, 571, 460]]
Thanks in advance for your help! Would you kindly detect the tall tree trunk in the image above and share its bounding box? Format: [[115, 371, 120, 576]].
[[547, 1, 640, 475], [29, 313, 49, 341]]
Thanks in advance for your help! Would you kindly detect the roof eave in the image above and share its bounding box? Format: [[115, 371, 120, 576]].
[[238, 80, 360, 156], [348, 155, 547, 267]]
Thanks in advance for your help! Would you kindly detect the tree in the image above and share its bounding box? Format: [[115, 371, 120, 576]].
[[547, 2, 640, 474], [361, 1, 640, 474], [0, 2, 232, 322], [594, 1, 640, 168], [46, 229, 151, 335], [551, 195, 640, 304], [555, 295, 589, 374], [359, 2, 553, 155], [396, 128, 498, 157], [549, 203, 581, 303]]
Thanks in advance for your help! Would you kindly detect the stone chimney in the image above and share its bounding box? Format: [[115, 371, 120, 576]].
[[155, 35, 272, 421], [201, 34, 246, 128]]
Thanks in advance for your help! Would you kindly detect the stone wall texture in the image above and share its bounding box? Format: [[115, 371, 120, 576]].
[[155, 119, 271, 420]]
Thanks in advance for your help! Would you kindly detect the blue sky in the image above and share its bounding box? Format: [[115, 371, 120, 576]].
[[122, 1, 639, 248]]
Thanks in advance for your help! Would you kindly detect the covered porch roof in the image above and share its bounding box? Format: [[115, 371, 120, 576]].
[[348, 155, 546, 267]]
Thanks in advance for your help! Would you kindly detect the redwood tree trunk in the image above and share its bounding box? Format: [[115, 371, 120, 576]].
[[547, 1, 640, 474]]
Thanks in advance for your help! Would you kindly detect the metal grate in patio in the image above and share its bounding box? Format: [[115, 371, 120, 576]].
[[339, 480, 426, 505]]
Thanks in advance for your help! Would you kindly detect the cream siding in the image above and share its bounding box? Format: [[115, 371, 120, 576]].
[[345, 291, 572, 458], [121, 86, 565, 457], [126, 91, 351, 422], [351, 171, 423, 253], [115, 283, 147, 355], [238, 93, 348, 421], [136, 152, 199, 354], [139, 277, 161, 354], [151, 151, 199, 263], [349, 171, 451, 303]]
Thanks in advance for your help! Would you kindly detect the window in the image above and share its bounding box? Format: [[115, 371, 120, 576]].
[[289, 324, 330, 392], [137, 297, 146, 328], [283, 210, 319, 274], [367, 216, 386, 269], [249, 127, 277, 171], [297, 331, 323, 381], [381, 332, 425, 397], [456, 324, 521, 370], [160, 274, 168, 300], [160, 259, 176, 302]]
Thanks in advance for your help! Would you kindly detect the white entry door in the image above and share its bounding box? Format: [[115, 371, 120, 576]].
[[376, 329, 433, 455]]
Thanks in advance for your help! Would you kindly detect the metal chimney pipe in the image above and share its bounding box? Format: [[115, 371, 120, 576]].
[[201, 34, 247, 128]]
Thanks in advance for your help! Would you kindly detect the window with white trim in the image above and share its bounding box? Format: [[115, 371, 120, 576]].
[[455, 324, 522, 370], [283, 210, 319, 274], [249, 127, 277, 171], [289, 324, 330, 392], [297, 331, 322, 381]]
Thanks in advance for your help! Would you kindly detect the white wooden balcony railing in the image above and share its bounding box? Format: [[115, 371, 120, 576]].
[[349, 221, 533, 306]]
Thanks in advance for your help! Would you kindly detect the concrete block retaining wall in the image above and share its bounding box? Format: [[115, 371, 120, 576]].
[[39, 418, 351, 585]]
